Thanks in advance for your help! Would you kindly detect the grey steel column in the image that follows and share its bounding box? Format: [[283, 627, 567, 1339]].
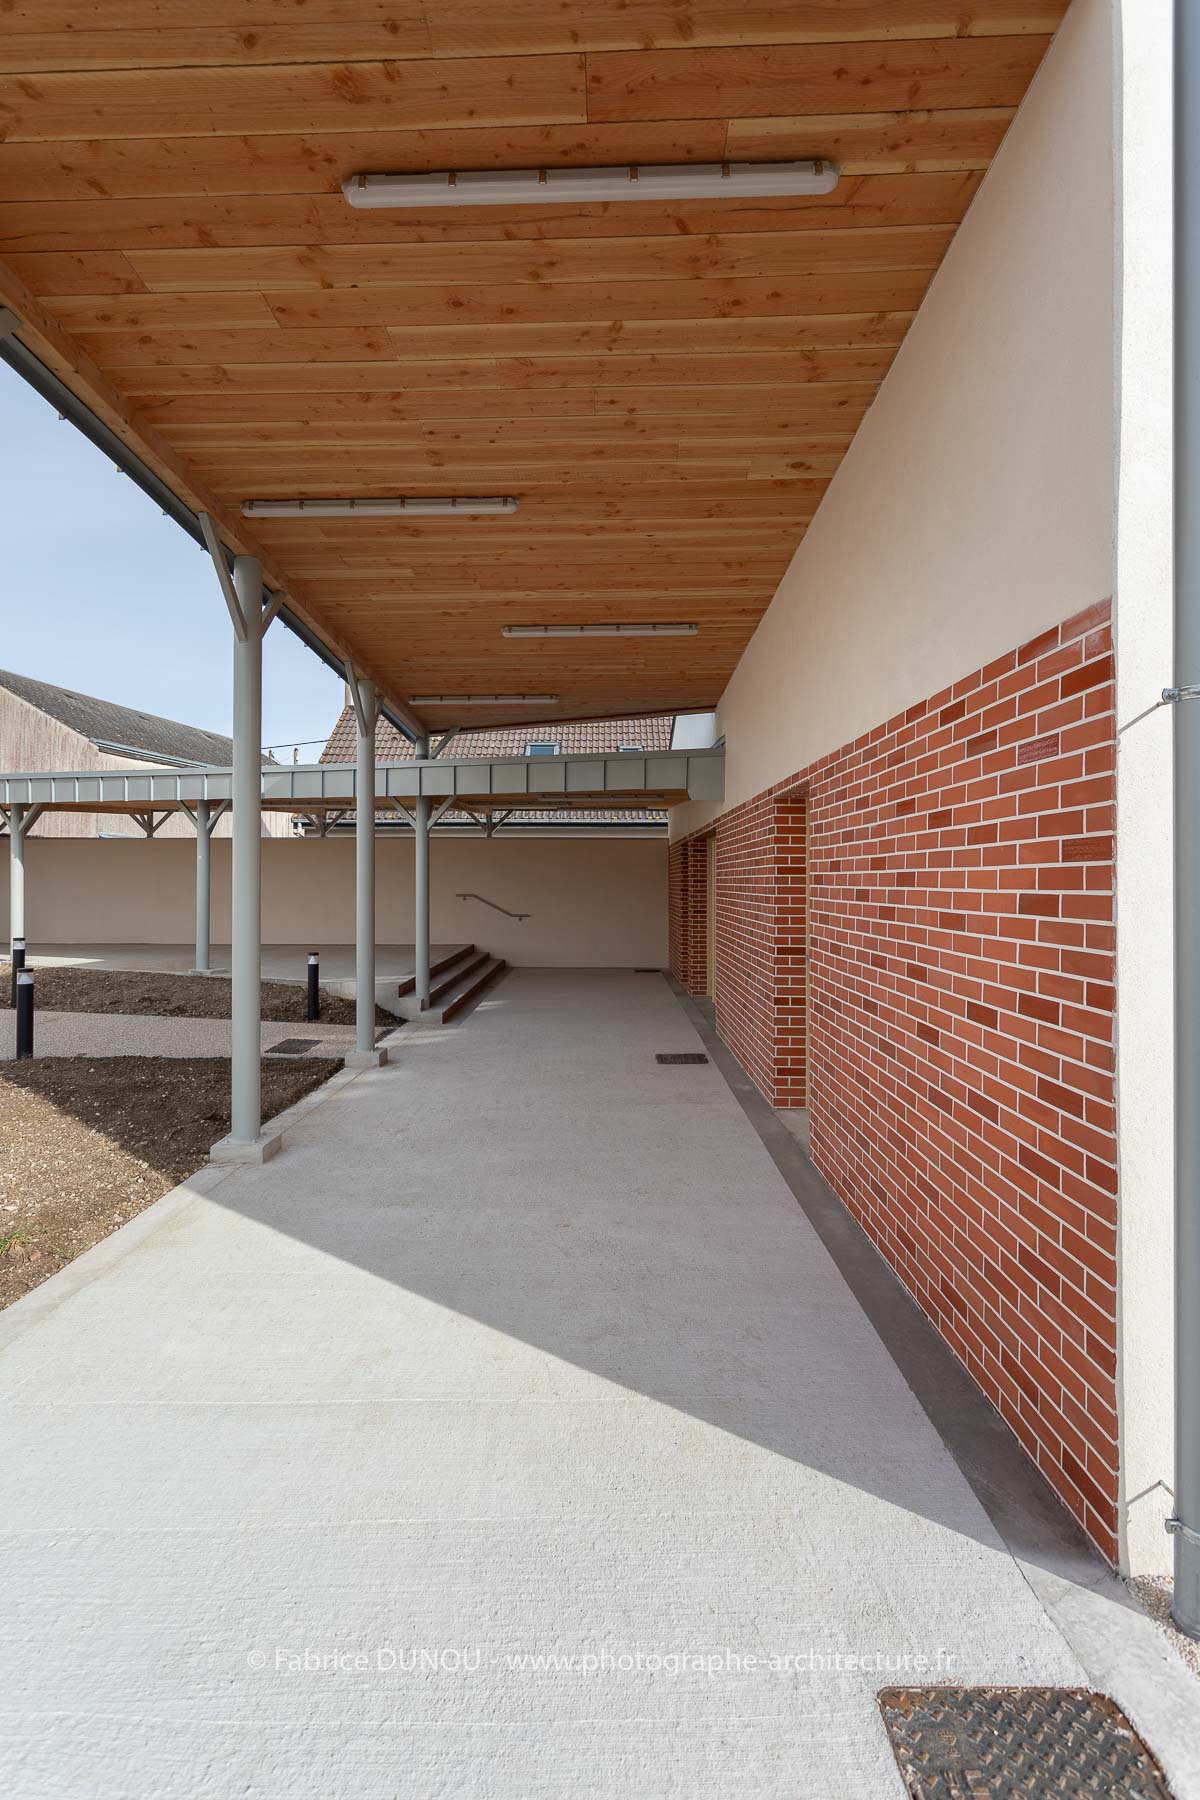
[[8, 803, 24, 952], [414, 735, 431, 1009], [230, 557, 263, 1146], [355, 678, 378, 1057], [1174, 0, 1200, 1639], [194, 797, 211, 974]]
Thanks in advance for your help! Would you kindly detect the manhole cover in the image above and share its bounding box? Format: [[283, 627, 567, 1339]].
[[878, 1687, 1173, 1799], [655, 1052, 709, 1064], [267, 1038, 320, 1055]]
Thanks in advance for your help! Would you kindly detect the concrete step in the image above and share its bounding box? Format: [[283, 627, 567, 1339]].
[[428, 948, 492, 1007], [396, 944, 475, 999], [442, 956, 509, 1022], [397, 954, 508, 1023]]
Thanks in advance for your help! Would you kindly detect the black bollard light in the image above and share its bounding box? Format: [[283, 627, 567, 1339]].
[[9, 935, 25, 1009], [15, 969, 33, 1059], [306, 950, 320, 1022]]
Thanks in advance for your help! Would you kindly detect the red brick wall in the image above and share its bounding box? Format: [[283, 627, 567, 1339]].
[[711, 794, 808, 1106], [668, 835, 708, 996], [674, 602, 1118, 1559]]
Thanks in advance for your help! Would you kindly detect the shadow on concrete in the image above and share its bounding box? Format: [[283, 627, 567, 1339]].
[[145, 965, 1126, 1599]]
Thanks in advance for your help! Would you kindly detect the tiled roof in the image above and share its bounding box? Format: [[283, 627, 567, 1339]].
[[321, 709, 673, 765], [0, 667, 237, 767]]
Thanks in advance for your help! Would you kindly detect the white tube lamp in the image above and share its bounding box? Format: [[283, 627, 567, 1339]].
[[343, 161, 838, 210]]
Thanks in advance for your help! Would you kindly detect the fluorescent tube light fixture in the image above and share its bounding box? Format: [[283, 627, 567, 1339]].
[[241, 496, 518, 518], [502, 623, 698, 639], [343, 160, 837, 211], [409, 694, 559, 706]]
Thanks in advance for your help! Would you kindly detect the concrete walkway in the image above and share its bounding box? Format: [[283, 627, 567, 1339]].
[[0, 971, 1196, 1798]]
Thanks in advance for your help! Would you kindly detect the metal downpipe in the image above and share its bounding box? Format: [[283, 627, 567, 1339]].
[[1173, 0, 1200, 1640]]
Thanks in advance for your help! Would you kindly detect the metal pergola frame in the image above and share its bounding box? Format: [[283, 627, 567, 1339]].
[[0, 749, 723, 816], [2, 742, 723, 1154]]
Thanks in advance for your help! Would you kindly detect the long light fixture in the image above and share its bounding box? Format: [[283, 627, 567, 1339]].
[[343, 160, 837, 211], [241, 496, 518, 518], [502, 622, 698, 639], [409, 694, 559, 706]]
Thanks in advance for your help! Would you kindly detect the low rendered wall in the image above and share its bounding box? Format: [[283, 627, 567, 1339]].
[[0, 834, 668, 969]]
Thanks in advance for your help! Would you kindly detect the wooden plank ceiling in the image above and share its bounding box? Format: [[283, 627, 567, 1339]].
[[0, 1, 1068, 731]]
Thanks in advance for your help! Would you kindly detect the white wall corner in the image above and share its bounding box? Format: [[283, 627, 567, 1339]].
[[1111, 0, 1176, 1578]]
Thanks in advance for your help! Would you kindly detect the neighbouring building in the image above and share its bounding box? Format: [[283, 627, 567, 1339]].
[[313, 703, 676, 834], [0, 668, 290, 839]]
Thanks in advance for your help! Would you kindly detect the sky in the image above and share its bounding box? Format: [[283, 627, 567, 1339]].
[[0, 361, 345, 757]]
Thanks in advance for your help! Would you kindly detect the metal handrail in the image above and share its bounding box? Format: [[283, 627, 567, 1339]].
[[456, 892, 529, 920]]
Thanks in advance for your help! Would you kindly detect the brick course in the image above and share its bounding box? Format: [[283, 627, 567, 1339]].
[[670, 603, 1118, 1560]]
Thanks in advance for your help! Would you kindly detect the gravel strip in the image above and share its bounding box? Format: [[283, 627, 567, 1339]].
[[0, 1010, 363, 1060], [1128, 1576, 1200, 1683], [0, 963, 394, 1026], [0, 1056, 342, 1310]]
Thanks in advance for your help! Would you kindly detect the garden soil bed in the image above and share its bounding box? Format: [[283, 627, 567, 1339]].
[[1, 963, 393, 1026], [0, 1056, 341, 1310]]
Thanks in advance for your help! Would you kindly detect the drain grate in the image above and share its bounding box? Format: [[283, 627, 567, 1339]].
[[878, 1687, 1174, 1800], [634, 967, 662, 973], [656, 1052, 709, 1065], [267, 1038, 320, 1056]]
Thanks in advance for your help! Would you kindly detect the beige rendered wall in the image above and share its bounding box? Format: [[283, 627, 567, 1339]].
[[0, 834, 668, 968], [671, 0, 1114, 841]]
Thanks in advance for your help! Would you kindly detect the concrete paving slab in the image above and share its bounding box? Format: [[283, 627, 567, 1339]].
[[0, 970, 1193, 1799]]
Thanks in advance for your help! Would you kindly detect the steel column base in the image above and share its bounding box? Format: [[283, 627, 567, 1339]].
[[209, 1129, 283, 1165], [345, 1046, 390, 1069]]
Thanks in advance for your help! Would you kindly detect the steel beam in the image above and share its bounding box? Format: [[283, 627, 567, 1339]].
[[349, 675, 386, 1067], [0, 747, 724, 813], [193, 798, 212, 973], [6, 802, 44, 960], [198, 510, 247, 642], [8, 802, 25, 955], [211, 556, 280, 1162], [231, 556, 263, 1144]]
